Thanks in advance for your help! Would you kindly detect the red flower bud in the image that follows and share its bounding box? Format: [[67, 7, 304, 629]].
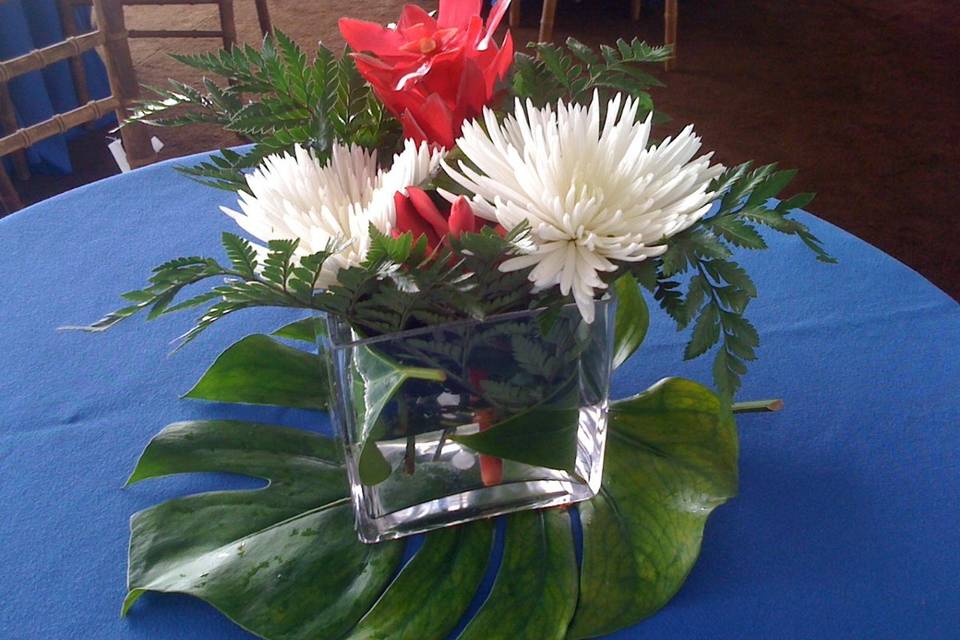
[[448, 196, 476, 237], [393, 189, 487, 251]]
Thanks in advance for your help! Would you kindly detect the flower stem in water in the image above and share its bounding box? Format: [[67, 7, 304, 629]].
[[399, 396, 415, 475]]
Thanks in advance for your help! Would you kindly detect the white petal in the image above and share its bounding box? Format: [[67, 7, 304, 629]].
[[448, 94, 723, 322]]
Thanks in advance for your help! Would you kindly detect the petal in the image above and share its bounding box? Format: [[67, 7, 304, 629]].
[[438, 0, 482, 29], [407, 186, 451, 238], [574, 285, 596, 323], [394, 191, 440, 247], [448, 196, 477, 236], [480, 0, 512, 49], [492, 31, 514, 82], [409, 94, 459, 149], [399, 109, 431, 146], [338, 18, 407, 56], [456, 58, 490, 115], [398, 4, 437, 33], [414, 51, 464, 96]]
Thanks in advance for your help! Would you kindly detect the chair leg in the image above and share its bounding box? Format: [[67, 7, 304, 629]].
[[118, 122, 157, 169], [664, 0, 678, 71], [509, 0, 521, 28], [631, 0, 642, 22], [97, 0, 158, 168], [218, 0, 237, 49], [254, 0, 272, 36], [538, 0, 558, 42], [0, 163, 23, 214]]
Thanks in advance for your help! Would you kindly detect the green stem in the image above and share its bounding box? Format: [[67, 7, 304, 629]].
[[433, 425, 455, 461], [399, 396, 416, 475], [403, 366, 448, 383], [732, 398, 783, 413], [432, 325, 475, 461]]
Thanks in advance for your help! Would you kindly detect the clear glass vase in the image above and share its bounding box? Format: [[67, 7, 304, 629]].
[[322, 299, 614, 543]]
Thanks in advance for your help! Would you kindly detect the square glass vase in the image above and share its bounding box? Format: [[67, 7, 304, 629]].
[[322, 299, 614, 543]]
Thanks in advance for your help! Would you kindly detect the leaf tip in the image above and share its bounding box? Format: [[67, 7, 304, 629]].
[[121, 589, 144, 617]]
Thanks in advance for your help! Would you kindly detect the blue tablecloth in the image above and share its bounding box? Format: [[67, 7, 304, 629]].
[[1, 152, 958, 639], [0, 0, 111, 174]]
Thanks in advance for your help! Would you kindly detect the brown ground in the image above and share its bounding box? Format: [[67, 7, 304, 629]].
[[12, 0, 960, 299]]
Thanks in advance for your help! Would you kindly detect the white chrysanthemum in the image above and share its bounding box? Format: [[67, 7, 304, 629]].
[[221, 139, 442, 288], [441, 93, 724, 322]]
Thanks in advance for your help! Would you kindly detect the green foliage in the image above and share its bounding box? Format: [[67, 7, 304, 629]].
[[569, 378, 737, 637], [184, 334, 328, 409], [75, 232, 332, 347], [122, 376, 736, 639], [131, 32, 401, 191], [350, 344, 446, 485], [450, 407, 580, 473], [121, 420, 404, 637], [511, 37, 669, 111], [272, 317, 326, 342], [612, 273, 650, 369], [459, 510, 578, 640], [78, 224, 573, 356], [645, 163, 835, 398], [348, 522, 494, 640], [323, 225, 562, 339]]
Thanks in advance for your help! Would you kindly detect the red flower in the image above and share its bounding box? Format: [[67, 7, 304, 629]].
[[339, 0, 514, 149], [393, 188, 484, 250]]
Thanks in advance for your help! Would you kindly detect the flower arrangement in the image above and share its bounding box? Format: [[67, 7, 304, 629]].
[[99, 4, 832, 386], [80, 2, 835, 635]]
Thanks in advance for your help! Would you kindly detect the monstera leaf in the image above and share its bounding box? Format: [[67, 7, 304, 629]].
[[122, 420, 404, 638], [569, 377, 738, 637], [124, 321, 738, 639]]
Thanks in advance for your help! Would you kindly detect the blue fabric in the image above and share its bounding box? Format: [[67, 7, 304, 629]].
[[0, 153, 958, 638], [0, 0, 112, 175]]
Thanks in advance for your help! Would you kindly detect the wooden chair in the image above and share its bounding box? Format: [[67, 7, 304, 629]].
[[0, 0, 157, 214], [118, 0, 273, 50], [511, 0, 679, 70]]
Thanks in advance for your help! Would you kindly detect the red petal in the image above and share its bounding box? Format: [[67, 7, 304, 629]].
[[448, 197, 477, 236], [494, 31, 514, 81], [482, 0, 512, 47], [338, 18, 407, 56], [468, 368, 488, 386], [351, 55, 398, 89], [479, 454, 503, 486], [438, 0, 482, 29], [456, 58, 489, 116], [419, 53, 466, 103], [394, 191, 440, 248], [475, 407, 502, 486], [406, 187, 450, 238], [410, 94, 459, 149], [399, 109, 431, 146], [398, 4, 437, 32]]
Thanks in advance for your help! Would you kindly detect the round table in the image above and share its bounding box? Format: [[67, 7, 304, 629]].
[[1, 152, 958, 639]]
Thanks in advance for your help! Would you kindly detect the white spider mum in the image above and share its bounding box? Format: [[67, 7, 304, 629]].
[[221, 139, 441, 288], [442, 93, 724, 322]]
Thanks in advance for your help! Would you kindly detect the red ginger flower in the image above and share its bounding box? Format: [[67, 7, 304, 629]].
[[339, 0, 514, 149], [393, 187, 485, 250]]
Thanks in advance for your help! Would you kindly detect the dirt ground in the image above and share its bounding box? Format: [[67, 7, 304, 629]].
[[13, 0, 960, 299]]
